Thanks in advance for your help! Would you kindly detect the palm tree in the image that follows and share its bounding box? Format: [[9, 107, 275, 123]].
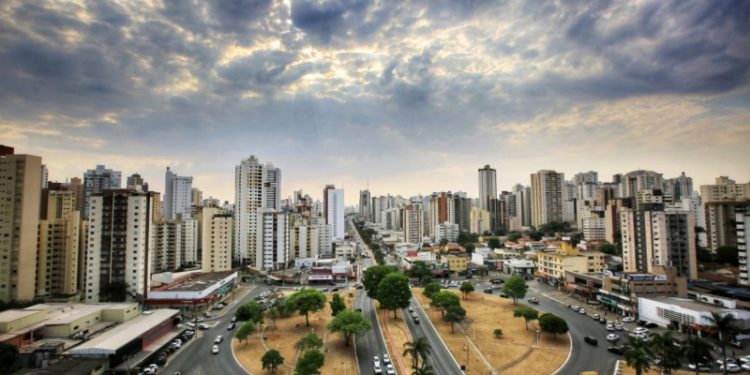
[[684, 335, 714, 375], [708, 312, 739, 375], [403, 336, 431, 370], [411, 364, 435, 375], [649, 331, 681, 374], [624, 336, 652, 375]]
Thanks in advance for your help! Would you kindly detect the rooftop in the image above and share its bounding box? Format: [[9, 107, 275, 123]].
[[26, 303, 136, 325], [645, 296, 734, 314], [0, 309, 40, 323], [155, 271, 235, 292], [67, 309, 179, 356]]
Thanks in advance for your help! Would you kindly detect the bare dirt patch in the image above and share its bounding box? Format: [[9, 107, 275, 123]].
[[413, 288, 570, 375], [233, 290, 358, 375]]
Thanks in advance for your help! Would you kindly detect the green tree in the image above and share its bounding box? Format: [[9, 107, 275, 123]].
[[527, 230, 543, 241], [0, 342, 19, 374], [487, 238, 501, 249], [403, 336, 431, 370], [456, 231, 479, 246], [708, 312, 740, 375], [716, 246, 739, 266], [649, 331, 682, 375], [261, 349, 284, 373], [444, 305, 466, 333], [409, 261, 434, 281], [625, 337, 653, 375], [598, 242, 618, 255], [538, 313, 568, 338], [295, 333, 324, 352], [507, 231, 522, 242], [684, 335, 714, 375], [101, 280, 129, 302], [234, 321, 256, 344], [502, 275, 527, 304], [329, 293, 346, 316], [459, 281, 474, 300], [431, 291, 460, 318], [493, 328, 503, 338], [268, 306, 280, 329], [513, 306, 539, 330], [236, 300, 264, 324], [362, 265, 399, 299], [327, 309, 372, 346], [295, 349, 325, 375], [439, 238, 449, 246], [423, 282, 441, 299], [376, 273, 412, 318], [286, 288, 327, 327]]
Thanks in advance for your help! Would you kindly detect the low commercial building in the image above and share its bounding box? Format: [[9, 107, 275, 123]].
[[537, 243, 605, 282], [145, 271, 238, 311], [503, 259, 537, 275], [440, 254, 468, 273], [638, 296, 750, 336], [597, 266, 687, 317]]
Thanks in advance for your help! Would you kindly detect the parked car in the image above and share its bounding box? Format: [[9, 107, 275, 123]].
[[592, 314, 600, 320], [606, 324, 615, 331], [571, 305, 580, 311], [198, 323, 209, 330], [203, 312, 212, 318], [584, 336, 598, 346], [688, 363, 712, 372], [614, 323, 624, 331], [578, 308, 586, 315], [730, 340, 743, 349], [413, 316, 420, 324], [720, 363, 741, 373], [622, 316, 635, 323], [484, 288, 493, 294]]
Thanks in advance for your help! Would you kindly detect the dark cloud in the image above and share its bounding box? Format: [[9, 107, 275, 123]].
[[209, 0, 272, 33], [290, 0, 374, 44]]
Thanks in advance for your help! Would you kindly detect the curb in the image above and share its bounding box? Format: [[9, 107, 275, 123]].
[[549, 331, 573, 375], [231, 336, 254, 375], [353, 290, 362, 375], [411, 296, 462, 372]]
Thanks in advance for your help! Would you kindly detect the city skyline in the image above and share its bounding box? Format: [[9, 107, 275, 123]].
[[1, 0, 748, 205]]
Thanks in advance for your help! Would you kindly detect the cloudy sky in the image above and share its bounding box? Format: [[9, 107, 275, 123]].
[[2, 0, 749, 205]]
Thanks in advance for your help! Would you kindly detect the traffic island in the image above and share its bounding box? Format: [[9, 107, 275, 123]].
[[232, 291, 357, 374], [413, 288, 570, 375], [377, 303, 413, 374]]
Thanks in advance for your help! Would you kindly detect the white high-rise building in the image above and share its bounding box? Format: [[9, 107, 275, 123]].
[[256, 209, 289, 271], [403, 204, 425, 244], [530, 170, 564, 227], [83, 165, 121, 218], [164, 167, 193, 220], [326, 188, 345, 241], [199, 206, 233, 273], [737, 209, 750, 286], [435, 223, 459, 243], [85, 190, 156, 303], [234, 156, 281, 265], [478, 165, 497, 211], [151, 218, 198, 272]]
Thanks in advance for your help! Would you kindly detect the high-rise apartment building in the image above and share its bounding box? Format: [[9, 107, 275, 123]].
[[83, 165, 121, 218], [530, 170, 564, 227], [199, 206, 233, 273], [326, 187, 345, 241], [0, 146, 41, 301], [435, 223, 459, 243], [191, 188, 203, 207], [256, 209, 289, 271], [470, 208, 490, 234], [513, 184, 532, 227], [126, 173, 148, 192], [454, 195, 472, 232], [428, 192, 456, 239], [64, 177, 85, 213], [402, 204, 424, 244], [40, 164, 48, 189], [700, 176, 750, 203], [705, 200, 750, 251], [620, 205, 697, 279], [737, 208, 750, 286], [359, 190, 371, 222], [151, 218, 198, 273], [663, 172, 693, 202], [37, 189, 80, 297], [478, 165, 497, 211], [85, 190, 156, 303], [234, 156, 281, 265], [164, 167, 193, 220], [623, 170, 663, 198]]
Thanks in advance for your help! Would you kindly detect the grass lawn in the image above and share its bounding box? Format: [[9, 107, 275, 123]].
[[413, 288, 570, 375]]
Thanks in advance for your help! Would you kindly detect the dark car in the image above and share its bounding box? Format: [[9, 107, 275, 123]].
[[413, 316, 420, 325], [499, 293, 508, 298], [227, 323, 235, 330], [584, 336, 598, 346], [645, 322, 658, 329], [608, 346, 625, 355], [483, 288, 493, 294]]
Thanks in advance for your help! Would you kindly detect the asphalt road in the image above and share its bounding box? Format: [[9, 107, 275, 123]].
[[354, 284, 390, 375], [162, 285, 269, 375], [402, 296, 464, 374]]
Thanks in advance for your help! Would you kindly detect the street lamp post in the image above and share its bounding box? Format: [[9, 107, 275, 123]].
[[535, 329, 541, 348]]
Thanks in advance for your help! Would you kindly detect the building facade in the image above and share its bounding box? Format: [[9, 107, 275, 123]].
[[255, 209, 289, 271], [199, 206, 233, 273], [326, 187, 345, 241], [83, 165, 121, 219], [530, 170, 564, 227], [164, 167, 193, 220], [37, 189, 81, 297], [403, 204, 424, 244], [234, 156, 281, 265], [478, 165, 497, 212]]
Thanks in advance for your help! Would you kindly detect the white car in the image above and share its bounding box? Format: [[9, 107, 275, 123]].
[[614, 323, 624, 331], [742, 363, 750, 371], [385, 363, 396, 375], [211, 345, 219, 354], [622, 316, 635, 323], [578, 308, 586, 315], [606, 324, 615, 331], [606, 334, 620, 342], [688, 363, 712, 371], [633, 327, 649, 335], [214, 335, 223, 344], [382, 354, 390, 364], [720, 363, 741, 373]]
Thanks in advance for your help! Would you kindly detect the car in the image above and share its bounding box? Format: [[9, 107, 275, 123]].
[[730, 340, 743, 349], [571, 305, 580, 311], [614, 323, 624, 331], [198, 323, 209, 330], [584, 336, 598, 346], [742, 363, 750, 371], [608, 346, 625, 355], [383, 354, 390, 364], [355, 308, 363, 312], [413, 316, 420, 324], [578, 308, 586, 315], [203, 312, 212, 318], [211, 345, 219, 354], [215, 335, 223, 344], [688, 363, 712, 371], [231, 316, 237, 322], [633, 327, 649, 335], [717, 358, 738, 366], [637, 320, 647, 326], [499, 293, 508, 298], [407, 306, 414, 313], [592, 314, 600, 320], [622, 316, 635, 323], [227, 323, 235, 330], [385, 363, 396, 375], [606, 324, 615, 331], [527, 297, 539, 304], [720, 363, 741, 373], [606, 334, 620, 342], [484, 288, 493, 294], [599, 317, 607, 324], [645, 322, 658, 328], [186, 322, 195, 329], [148, 364, 159, 372]]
